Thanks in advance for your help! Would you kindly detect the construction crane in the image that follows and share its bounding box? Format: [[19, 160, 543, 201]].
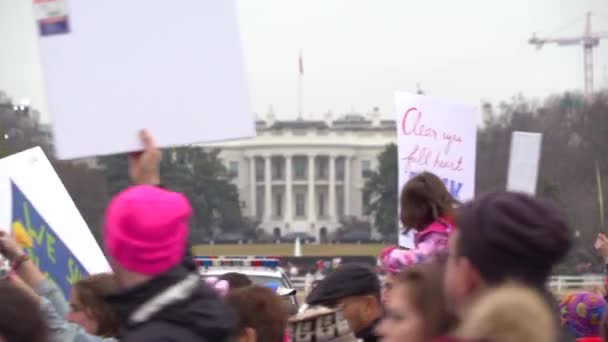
[[529, 12, 608, 95]]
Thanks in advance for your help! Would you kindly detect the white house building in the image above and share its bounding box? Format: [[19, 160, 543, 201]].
[[207, 109, 396, 242]]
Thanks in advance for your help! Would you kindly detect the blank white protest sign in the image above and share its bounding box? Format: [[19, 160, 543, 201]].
[[507, 131, 543, 195], [36, 0, 254, 159]]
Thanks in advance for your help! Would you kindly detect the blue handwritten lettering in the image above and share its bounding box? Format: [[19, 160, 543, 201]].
[[11, 181, 88, 298], [405, 172, 463, 199]]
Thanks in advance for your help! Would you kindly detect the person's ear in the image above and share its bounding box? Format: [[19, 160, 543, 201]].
[[462, 258, 485, 293], [364, 295, 379, 313], [237, 327, 257, 342]]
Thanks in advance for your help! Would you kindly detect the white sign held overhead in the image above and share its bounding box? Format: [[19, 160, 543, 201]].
[[507, 131, 543, 195], [0, 147, 110, 298], [35, 0, 254, 159], [394, 92, 477, 246]]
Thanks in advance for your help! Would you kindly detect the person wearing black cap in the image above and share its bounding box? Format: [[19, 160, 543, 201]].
[[442, 191, 574, 342], [306, 264, 382, 342]]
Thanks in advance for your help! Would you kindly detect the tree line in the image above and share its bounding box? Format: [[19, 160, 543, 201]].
[[0, 91, 245, 245], [365, 90, 608, 273], [3, 88, 608, 272]]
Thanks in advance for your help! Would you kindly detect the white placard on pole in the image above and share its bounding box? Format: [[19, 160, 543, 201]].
[[0, 147, 110, 297], [507, 131, 543, 195], [35, 0, 254, 159], [394, 92, 477, 247]]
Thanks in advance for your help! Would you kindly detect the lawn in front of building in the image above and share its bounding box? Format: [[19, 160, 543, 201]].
[[192, 243, 386, 257]]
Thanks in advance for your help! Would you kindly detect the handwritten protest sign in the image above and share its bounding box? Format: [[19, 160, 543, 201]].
[[35, 0, 254, 159], [395, 92, 477, 246], [507, 131, 542, 195], [0, 148, 109, 297]]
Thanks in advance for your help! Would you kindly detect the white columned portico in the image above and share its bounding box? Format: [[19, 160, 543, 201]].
[[344, 155, 351, 217], [307, 154, 316, 222], [249, 156, 257, 217], [285, 155, 293, 222], [328, 154, 337, 222], [264, 155, 272, 221]]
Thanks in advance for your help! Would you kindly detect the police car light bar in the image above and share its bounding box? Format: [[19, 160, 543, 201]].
[[194, 256, 279, 269], [196, 256, 280, 260]]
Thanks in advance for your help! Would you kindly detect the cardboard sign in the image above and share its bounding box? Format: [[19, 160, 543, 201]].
[[394, 92, 477, 242], [35, 0, 254, 159], [507, 131, 543, 195], [0, 148, 110, 297]]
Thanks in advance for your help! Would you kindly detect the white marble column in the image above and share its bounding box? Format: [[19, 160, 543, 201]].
[[307, 154, 316, 222], [285, 155, 293, 222], [249, 157, 257, 217], [264, 155, 272, 220], [328, 155, 337, 222], [344, 156, 351, 217]]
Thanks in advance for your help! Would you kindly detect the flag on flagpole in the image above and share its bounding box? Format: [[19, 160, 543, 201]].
[[299, 51, 304, 75]]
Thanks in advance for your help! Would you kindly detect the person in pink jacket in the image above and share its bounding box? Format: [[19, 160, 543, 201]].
[[379, 172, 458, 303]]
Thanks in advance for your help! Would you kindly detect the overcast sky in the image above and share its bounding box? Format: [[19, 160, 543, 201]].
[[1, 0, 607, 122]]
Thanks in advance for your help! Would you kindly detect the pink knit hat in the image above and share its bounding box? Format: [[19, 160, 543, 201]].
[[104, 185, 192, 276]]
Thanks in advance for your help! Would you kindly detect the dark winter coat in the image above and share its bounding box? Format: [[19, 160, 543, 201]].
[[106, 258, 236, 342]]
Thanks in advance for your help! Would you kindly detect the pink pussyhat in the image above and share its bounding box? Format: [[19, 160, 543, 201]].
[[204, 277, 230, 297], [104, 185, 192, 276]]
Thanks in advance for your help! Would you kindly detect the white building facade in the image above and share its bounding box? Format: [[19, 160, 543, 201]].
[[208, 111, 396, 242]]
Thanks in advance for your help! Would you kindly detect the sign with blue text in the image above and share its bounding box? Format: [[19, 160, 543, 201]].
[[0, 148, 110, 298], [395, 92, 477, 246]]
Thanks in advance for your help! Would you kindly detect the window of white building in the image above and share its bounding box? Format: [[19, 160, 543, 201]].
[[256, 189, 264, 219], [275, 193, 283, 218], [294, 157, 307, 180], [272, 157, 284, 180], [255, 158, 264, 181], [362, 160, 372, 178], [228, 161, 239, 178], [318, 193, 326, 218], [362, 190, 371, 214], [337, 188, 345, 218], [317, 157, 328, 179], [295, 193, 306, 217], [336, 158, 345, 180]]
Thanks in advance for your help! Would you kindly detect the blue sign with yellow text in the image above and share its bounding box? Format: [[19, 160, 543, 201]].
[[11, 181, 87, 298]]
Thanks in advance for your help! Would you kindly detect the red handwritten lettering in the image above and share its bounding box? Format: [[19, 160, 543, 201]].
[[433, 153, 464, 172], [401, 108, 438, 140], [441, 132, 463, 153], [403, 144, 433, 168]]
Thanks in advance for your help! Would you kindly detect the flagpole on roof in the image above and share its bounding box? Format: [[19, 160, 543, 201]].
[[298, 50, 303, 120]]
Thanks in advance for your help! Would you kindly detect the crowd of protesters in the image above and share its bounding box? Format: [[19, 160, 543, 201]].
[[0, 131, 607, 342]]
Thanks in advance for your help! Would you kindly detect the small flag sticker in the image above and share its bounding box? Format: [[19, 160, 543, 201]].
[[33, 0, 70, 36]]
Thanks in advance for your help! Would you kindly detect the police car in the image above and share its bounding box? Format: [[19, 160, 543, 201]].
[[195, 256, 299, 312]]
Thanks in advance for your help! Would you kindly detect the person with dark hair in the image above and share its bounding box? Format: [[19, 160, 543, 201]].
[[218, 272, 253, 289], [379, 172, 457, 280], [305, 264, 382, 342], [442, 191, 574, 342], [377, 262, 457, 342], [226, 286, 289, 342], [0, 281, 48, 342]]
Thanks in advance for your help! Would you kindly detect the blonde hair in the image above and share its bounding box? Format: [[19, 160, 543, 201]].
[[458, 283, 556, 342]]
